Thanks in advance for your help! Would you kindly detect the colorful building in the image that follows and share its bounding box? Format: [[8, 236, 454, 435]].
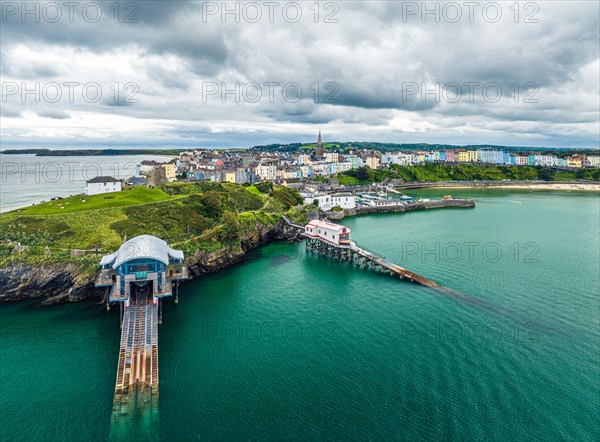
[[366, 156, 381, 169]]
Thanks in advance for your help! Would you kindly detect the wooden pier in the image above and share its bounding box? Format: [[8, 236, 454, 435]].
[[282, 215, 440, 289], [112, 291, 159, 421], [305, 236, 440, 288]]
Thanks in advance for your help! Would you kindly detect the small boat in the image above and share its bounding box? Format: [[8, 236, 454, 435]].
[[400, 195, 413, 200]]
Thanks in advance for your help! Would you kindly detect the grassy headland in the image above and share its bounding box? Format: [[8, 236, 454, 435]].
[[0, 182, 306, 278], [1, 148, 183, 156]]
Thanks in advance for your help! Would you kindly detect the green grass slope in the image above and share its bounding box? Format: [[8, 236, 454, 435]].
[[0, 183, 305, 276]]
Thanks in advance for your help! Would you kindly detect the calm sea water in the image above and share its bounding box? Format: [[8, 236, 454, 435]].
[[0, 154, 174, 212], [0, 189, 598, 441]]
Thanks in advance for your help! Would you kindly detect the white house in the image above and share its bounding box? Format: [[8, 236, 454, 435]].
[[304, 220, 351, 246], [585, 155, 600, 167], [303, 192, 356, 210], [382, 152, 415, 166], [256, 164, 277, 181], [331, 193, 356, 209], [85, 176, 122, 196]]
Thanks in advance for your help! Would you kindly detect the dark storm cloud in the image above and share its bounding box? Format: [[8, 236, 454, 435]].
[[0, 1, 598, 148], [0, 1, 228, 67]]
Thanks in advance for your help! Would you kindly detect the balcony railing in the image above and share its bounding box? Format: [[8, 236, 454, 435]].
[[167, 264, 188, 280], [95, 269, 115, 287]]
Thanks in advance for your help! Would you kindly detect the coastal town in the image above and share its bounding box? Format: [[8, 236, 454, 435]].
[[2, 1, 599, 440], [132, 132, 600, 189], [72, 131, 599, 210]]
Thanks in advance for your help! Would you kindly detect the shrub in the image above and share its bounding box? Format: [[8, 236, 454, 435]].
[[255, 182, 273, 193]]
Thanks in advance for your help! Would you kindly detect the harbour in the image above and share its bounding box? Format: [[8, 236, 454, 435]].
[[1, 189, 597, 441]]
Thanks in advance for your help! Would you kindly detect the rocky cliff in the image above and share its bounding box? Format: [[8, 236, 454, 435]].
[[0, 220, 300, 306], [0, 262, 104, 306]]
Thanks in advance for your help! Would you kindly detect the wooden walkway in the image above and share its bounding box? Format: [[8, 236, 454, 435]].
[[349, 243, 440, 288], [281, 216, 441, 289], [112, 293, 159, 420], [304, 236, 440, 288]]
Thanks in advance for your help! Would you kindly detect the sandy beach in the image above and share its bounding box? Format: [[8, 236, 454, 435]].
[[409, 182, 600, 192]]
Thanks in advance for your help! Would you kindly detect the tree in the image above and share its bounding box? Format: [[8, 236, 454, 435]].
[[355, 167, 369, 182], [218, 211, 241, 243], [256, 181, 273, 193], [199, 190, 223, 219], [537, 167, 556, 181]]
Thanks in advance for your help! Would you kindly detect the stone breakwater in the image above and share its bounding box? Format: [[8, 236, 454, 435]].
[[0, 220, 302, 306], [324, 198, 475, 220]]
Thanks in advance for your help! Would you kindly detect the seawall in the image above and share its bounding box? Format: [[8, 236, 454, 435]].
[[324, 198, 475, 220]]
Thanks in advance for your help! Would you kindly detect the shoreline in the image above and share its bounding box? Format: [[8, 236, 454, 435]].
[[0, 198, 472, 306], [394, 181, 600, 192]]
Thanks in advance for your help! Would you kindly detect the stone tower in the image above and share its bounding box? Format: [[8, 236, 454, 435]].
[[315, 130, 324, 159]]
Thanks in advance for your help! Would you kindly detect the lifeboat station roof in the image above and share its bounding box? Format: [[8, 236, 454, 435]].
[[306, 220, 349, 232], [100, 235, 184, 269]]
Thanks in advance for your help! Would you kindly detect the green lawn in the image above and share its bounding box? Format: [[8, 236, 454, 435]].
[[0, 183, 307, 275], [245, 185, 263, 196], [338, 175, 360, 186], [14, 187, 184, 215]]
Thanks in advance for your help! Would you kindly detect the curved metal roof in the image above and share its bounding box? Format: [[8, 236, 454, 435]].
[[100, 235, 184, 269]]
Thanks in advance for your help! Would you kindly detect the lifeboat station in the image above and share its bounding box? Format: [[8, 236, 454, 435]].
[[95, 235, 187, 420], [96, 235, 188, 320]]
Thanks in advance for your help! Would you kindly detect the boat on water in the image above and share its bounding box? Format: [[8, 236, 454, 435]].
[[400, 195, 413, 200]]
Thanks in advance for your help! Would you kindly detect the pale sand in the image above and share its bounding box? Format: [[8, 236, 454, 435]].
[[425, 183, 600, 192]]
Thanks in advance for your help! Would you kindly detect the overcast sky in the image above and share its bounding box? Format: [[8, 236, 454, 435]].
[[1, 1, 599, 149]]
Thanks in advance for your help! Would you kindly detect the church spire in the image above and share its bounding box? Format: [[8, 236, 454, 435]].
[[315, 129, 324, 159]]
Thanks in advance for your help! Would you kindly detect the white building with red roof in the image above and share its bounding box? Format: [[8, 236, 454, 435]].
[[305, 220, 351, 246]]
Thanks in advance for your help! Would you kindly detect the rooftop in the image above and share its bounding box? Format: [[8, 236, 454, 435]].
[[307, 219, 348, 232], [86, 176, 120, 184], [100, 234, 184, 269]]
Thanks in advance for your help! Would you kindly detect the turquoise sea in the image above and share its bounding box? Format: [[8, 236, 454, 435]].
[[0, 189, 598, 441]]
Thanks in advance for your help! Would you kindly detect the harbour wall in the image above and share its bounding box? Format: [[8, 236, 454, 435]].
[[324, 198, 475, 220]]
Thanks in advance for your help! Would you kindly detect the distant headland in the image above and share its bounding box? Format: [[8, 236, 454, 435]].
[[2, 143, 599, 157], [0, 148, 183, 156]]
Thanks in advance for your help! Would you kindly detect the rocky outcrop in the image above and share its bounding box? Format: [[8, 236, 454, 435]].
[[0, 262, 104, 306], [0, 220, 300, 306], [187, 220, 301, 277]]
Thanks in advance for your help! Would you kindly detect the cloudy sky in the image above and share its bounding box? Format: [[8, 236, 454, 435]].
[[1, 1, 599, 149]]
